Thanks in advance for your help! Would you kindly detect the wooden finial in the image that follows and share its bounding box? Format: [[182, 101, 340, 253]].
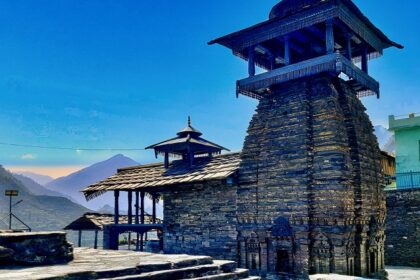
[[188, 115, 191, 126]]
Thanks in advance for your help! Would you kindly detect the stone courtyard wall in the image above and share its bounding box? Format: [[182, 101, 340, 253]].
[[385, 189, 420, 267], [0, 231, 73, 265], [163, 180, 238, 261]]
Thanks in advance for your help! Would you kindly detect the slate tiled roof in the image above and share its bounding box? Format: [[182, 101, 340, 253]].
[[83, 152, 241, 201], [64, 213, 160, 231]]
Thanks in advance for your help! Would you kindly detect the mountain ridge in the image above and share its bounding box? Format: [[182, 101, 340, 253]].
[[0, 165, 89, 232], [46, 154, 140, 210]]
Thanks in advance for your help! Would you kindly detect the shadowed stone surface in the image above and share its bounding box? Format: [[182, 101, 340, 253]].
[[0, 248, 257, 280], [0, 231, 73, 265], [385, 189, 420, 267]]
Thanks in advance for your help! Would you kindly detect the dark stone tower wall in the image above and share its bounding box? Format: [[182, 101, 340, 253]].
[[238, 75, 385, 279], [238, 79, 313, 277], [338, 81, 386, 276]]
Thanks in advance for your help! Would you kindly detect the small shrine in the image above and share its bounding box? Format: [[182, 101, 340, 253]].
[[146, 117, 228, 168]]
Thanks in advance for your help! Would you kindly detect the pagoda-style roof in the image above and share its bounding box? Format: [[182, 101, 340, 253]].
[[82, 152, 241, 201], [64, 212, 158, 231], [209, 0, 402, 54], [209, 0, 403, 99], [146, 117, 229, 161]]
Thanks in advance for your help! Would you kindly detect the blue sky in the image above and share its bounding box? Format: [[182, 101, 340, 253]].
[[0, 0, 418, 176]]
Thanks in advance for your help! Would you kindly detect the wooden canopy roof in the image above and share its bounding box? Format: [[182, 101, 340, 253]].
[[209, 0, 402, 67], [82, 152, 241, 201], [64, 212, 158, 231]]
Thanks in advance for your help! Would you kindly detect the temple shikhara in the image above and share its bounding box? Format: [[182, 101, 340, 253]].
[[82, 0, 402, 279]]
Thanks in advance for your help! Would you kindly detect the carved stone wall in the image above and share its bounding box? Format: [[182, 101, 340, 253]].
[[237, 75, 385, 279], [163, 181, 238, 261]]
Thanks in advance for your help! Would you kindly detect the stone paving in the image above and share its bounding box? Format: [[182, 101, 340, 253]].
[[310, 266, 420, 280], [0, 248, 257, 280], [1, 248, 418, 280]]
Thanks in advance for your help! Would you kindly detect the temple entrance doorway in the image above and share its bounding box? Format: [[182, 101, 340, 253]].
[[276, 250, 290, 273], [370, 252, 376, 274]]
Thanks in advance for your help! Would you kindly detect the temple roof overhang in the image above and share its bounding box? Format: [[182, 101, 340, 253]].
[[64, 212, 158, 231], [209, 0, 402, 63], [146, 136, 229, 156], [82, 152, 241, 201], [237, 52, 380, 99]]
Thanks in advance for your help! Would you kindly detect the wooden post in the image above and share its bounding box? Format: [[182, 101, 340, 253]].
[[248, 47, 255, 77], [140, 191, 145, 224], [94, 230, 98, 249], [140, 233, 144, 252], [114, 190, 120, 224], [269, 55, 275, 70], [346, 34, 352, 61], [128, 191, 133, 224], [284, 35, 290, 65], [135, 191, 139, 224], [361, 45, 368, 73], [78, 230, 82, 247], [326, 21, 335, 54], [140, 191, 145, 252], [164, 152, 169, 169], [152, 194, 157, 224], [135, 190, 140, 251]]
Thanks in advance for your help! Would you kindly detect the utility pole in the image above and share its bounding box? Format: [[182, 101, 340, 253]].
[[5, 190, 19, 230]]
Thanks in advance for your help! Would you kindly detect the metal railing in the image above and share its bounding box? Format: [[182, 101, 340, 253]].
[[395, 171, 420, 189]]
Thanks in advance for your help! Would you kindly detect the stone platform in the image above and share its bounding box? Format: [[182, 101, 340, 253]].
[[0, 231, 73, 265], [0, 248, 260, 280]]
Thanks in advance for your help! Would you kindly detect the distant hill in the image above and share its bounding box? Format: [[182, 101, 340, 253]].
[[46, 154, 141, 211], [97, 204, 114, 214], [15, 171, 54, 186], [0, 165, 89, 232], [12, 173, 67, 198]]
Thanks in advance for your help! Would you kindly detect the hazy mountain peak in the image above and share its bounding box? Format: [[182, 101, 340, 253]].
[[374, 125, 395, 154], [14, 171, 54, 186], [45, 154, 139, 209]]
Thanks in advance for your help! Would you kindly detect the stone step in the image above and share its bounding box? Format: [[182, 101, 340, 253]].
[[185, 268, 250, 280], [212, 260, 237, 273], [102, 263, 221, 280]]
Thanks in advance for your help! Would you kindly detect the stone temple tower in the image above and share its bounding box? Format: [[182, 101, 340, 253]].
[[210, 0, 402, 278]]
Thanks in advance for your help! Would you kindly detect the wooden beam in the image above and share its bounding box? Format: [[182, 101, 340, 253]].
[[326, 20, 335, 54], [114, 190, 120, 225]]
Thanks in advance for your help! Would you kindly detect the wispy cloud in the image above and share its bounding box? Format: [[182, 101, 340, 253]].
[[21, 153, 37, 160]]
